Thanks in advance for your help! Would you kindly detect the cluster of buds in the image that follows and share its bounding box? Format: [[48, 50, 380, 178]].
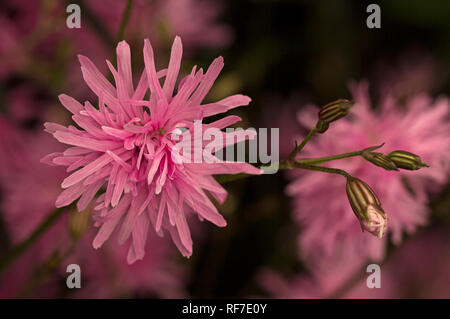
[[363, 150, 429, 171], [315, 99, 354, 133], [308, 99, 430, 239], [345, 176, 387, 238], [346, 150, 428, 237], [345, 150, 428, 237]]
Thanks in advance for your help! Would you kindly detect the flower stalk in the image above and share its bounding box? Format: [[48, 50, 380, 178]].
[[286, 126, 318, 164], [116, 0, 134, 43], [292, 163, 350, 178], [0, 205, 71, 277], [297, 143, 385, 166]]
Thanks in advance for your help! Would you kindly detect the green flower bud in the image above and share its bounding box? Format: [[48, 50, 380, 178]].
[[318, 99, 354, 124], [315, 120, 329, 134], [346, 176, 387, 238], [387, 150, 429, 170], [362, 151, 398, 171]]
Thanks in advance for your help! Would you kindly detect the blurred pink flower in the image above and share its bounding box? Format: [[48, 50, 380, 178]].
[[65, 0, 233, 99], [70, 229, 187, 298], [285, 81, 450, 271], [0, 119, 186, 298], [0, 0, 232, 93], [347, 227, 450, 298], [373, 50, 443, 100], [259, 227, 450, 299], [0, 0, 40, 79], [42, 37, 260, 263], [85, 0, 232, 52], [0, 0, 63, 81], [151, 0, 233, 51], [5, 84, 48, 123]]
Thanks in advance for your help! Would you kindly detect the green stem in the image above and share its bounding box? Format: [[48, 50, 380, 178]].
[[116, 0, 134, 43], [293, 163, 350, 178], [217, 144, 385, 183], [287, 127, 317, 163], [108, 0, 134, 83], [15, 245, 75, 298], [0, 206, 69, 277], [297, 143, 385, 166], [74, 0, 115, 48], [298, 151, 362, 165]]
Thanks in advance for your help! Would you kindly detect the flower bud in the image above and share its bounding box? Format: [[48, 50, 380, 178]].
[[318, 99, 354, 124], [387, 150, 429, 170], [362, 151, 398, 171], [315, 120, 329, 134], [346, 176, 387, 238]]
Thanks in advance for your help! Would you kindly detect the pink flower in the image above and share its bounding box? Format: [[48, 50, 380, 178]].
[[0, 120, 186, 298], [42, 37, 260, 263], [86, 0, 233, 50], [259, 227, 450, 299], [286, 80, 450, 270], [373, 50, 441, 101], [151, 0, 233, 51], [0, 0, 40, 79]]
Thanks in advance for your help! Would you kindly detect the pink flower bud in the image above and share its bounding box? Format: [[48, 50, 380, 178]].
[[346, 176, 388, 238], [361, 204, 388, 238]]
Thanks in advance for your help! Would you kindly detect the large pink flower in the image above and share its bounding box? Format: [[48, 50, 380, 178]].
[[42, 37, 260, 263], [286, 81, 450, 270]]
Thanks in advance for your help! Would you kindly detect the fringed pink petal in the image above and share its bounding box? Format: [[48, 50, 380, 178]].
[[111, 169, 128, 207], [166, 223, 192, 258], [92, 195, 131, 249], [189, 56, 224, 105], [185, 162, 262, 175], [78, 55, 119, 110], [163, 36, 183, 99], [77, 179, 103, 211], [53, 131, 122, 152], [128, 213, 150, 263], [40, 152, 63, 166], [55, 181, 85, 207], [174, 210, 193, 254], [62, 153, 113, 188], [143, 39, 166, 101], [58, 94, 84, 115], [116, 41, 134, 97]]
